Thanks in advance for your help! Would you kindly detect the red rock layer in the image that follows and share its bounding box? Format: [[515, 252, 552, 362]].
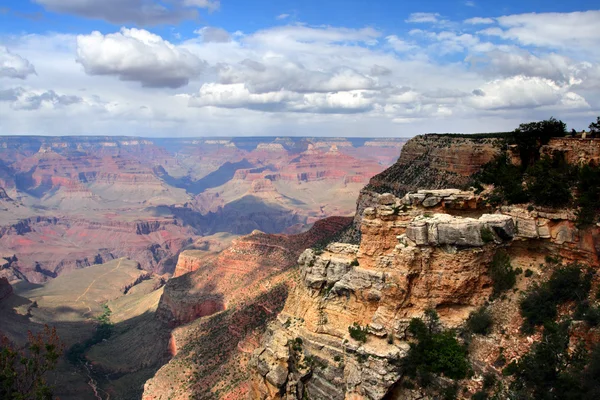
[[157, 216, 353, 326]]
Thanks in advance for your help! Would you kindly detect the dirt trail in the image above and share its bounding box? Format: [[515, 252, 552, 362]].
[[76, 259, 123, 303]]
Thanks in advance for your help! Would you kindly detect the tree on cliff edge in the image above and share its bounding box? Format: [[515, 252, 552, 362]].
[[0, 325, 63, 400], [513, 117, 566, 167], [589, 116, 600, 136]]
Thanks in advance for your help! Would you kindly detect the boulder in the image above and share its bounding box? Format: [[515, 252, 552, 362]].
[[378, 193, 397, 206]]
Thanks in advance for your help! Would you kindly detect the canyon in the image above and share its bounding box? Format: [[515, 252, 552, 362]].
[[1, 133, 599, 400], [0, 136, 405, 283]]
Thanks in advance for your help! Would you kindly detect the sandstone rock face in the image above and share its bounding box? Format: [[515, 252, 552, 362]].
[[353, 135, 501, 239], [251, 189, 600, 399], [404, 213, 514, 247], [156, 217, 353, 327], [541, 138, 600, 166], [251, 195, 508, 399]]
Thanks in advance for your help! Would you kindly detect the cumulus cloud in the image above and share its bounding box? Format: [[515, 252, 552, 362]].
[[406, 12, 441, 23], [386, 35, 416, 52], [0, 47, 36, 79], [195, 27, 231, 43], [2, 10, 598, 136], [76, 28, 206, 88], [189, 83, 374, 113], [481, 10, 600, 54], [370, 65, 392, 76], [465, 17, 494, 24], [33, 0, 219, 25], [473, 50, 593, 84], [188, 83, 300, 111], [466, 76, 589, 110], [217, 60, 378, 94], [0, 87, 84, 110]]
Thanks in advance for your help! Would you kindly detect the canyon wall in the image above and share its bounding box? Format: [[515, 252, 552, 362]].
[[251, 189, 600, 400], [353, 135, 502, 239], [249, 135, 600, 400]]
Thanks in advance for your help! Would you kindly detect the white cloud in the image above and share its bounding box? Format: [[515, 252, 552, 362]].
[[76, 28, 206, 88], [195, 27, 231, 43], [276, 14, 290, 20], [0, 87, 81, 110], [465, 1, 476, 7], [1, 10, 598, 136], [483, 10, 600, 55], [464, 17, 494, 24], [406, 12, 441, 23], [189, 83, 300, 110], [386, 35, 416, 52], [466, 75, 589, 110], [0, 47, 36, 79], [183, 0, 220, 12], [33, 0, 219, 25]]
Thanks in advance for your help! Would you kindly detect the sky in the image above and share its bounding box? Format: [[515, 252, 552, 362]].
[[0, 1, 599, 137]]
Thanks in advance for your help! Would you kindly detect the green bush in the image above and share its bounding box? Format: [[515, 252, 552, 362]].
[[348, 323, 368, 343], [508, 321, 600, 399], [489, 250, 517, 297], [480, 227, 494, 243], [467, 307, 493, 335], [472, 391, 488, 400], [520, 264, 592, 332], [525, 269, 534, 278], [525, 155, 574, 208], [577, 164, 600, 227], [403, 310, 470, 382]]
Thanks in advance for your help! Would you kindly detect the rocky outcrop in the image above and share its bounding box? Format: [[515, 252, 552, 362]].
[[251, 192, 510, 399], [542, 138, 600, 166], [250, 186, 600, 399], [353, 135, 502, 240], [362, 135, 502, 198], [0, 277, 12, 302], [143, 217, 353, 400]]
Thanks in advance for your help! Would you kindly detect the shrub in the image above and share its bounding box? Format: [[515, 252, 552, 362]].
[[525, 155, 574, 208], [506, 321, 600, 399], [467, 307, 493, 335], [489, 250, 517, 297], [403, 310, 470, 381], [577, 164, 600, 227], [525, 269, 534, 278], [480, 227, 494, 243], [0, 325, 63, 400], [483, 373, 496, 390], [520, 264, 592, 332], [348, 323, 368, 343], [513, 117, 566, 167], [472, 391, 488, 400], [350, 258, 359, 267]]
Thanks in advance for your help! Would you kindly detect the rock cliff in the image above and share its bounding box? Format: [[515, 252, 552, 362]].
[[250, 188, 599, 399], [353, 135, 502, 240], [143, 217, 353, 399]]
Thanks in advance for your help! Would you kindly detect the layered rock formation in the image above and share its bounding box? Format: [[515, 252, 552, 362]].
[[250, 192, 512, 399], [250, 185, 600, 399], [0, 136, 405, 282], [143, 217, 353, 399], [353, 135, 502, 238]]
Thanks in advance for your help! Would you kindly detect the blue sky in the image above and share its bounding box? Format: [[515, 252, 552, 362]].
[[0, 1, 599, 136]]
